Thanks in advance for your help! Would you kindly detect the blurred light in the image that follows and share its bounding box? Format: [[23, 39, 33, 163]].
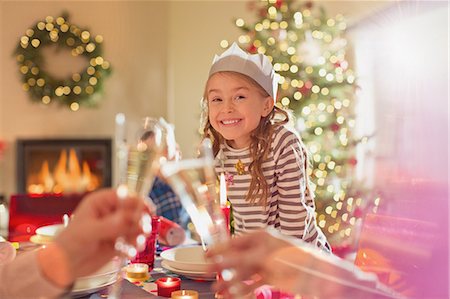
[[281, 97, 290, 106], [220, 40, 229, 48], [42, 96, 51, 104], [235, 18, 245, 27], [327, 19, 336, 27], [319, 69, 326, 77], [287, 46, 296, 55], [327, 161, 335, 169], [70, 102, 80, 111]]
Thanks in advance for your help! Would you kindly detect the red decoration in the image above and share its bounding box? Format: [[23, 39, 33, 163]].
[[349, 157, 358, 166], [274, 0, 283, 9], [248, 45, 257, 54], [330, 123, 340, 132], [305, 1, 313, 9]]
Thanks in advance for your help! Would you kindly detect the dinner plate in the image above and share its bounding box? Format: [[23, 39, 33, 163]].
[[161, 260, 216, 281], [29, 234, 53, 245], [70, 277, 117, 297], [160, 245, 212, 272], [71, 258, 120, 297], [35, 224, 64, 238]]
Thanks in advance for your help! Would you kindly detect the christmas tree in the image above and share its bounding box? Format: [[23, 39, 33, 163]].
[[222, 0, 379, 250]]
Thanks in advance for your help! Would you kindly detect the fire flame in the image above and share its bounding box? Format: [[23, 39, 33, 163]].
[[27, 149, 100, 194]]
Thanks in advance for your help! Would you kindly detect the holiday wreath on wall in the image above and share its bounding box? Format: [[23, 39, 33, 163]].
[[14, 13, 111, 111]]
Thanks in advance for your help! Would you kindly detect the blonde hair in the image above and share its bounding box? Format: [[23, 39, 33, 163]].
[[201, 71, 295, 206]]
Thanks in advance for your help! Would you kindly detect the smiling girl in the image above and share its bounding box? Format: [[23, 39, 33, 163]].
[[201, 43, 329, 250]]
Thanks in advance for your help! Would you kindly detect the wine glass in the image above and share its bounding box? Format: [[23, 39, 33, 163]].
[[108, 114, 176, 299]]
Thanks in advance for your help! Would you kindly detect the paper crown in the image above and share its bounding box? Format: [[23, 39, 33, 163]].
[[208, 43, 279, 100]]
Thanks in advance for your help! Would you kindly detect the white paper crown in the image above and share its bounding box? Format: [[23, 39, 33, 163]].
[[209, 42, 279, 101]]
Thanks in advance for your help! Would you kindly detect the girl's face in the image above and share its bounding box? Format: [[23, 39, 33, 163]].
[[206, 72, 274, 149]]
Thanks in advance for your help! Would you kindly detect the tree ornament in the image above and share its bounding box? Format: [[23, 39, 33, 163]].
[[14, 13, 111, 110]]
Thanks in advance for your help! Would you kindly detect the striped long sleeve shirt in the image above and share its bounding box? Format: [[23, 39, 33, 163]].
[[215, 125, 329, 250]]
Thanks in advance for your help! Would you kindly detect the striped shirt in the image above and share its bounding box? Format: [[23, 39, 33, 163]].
[[215, 125, 329, 250]]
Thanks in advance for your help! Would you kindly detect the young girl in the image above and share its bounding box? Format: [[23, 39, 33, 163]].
[[201, 43, 329, 250]]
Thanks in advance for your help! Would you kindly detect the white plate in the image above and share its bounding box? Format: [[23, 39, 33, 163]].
[[160, 245, 212, 272], [70, 277, 117, 297], [35, 224, 64, 238], [29, 234, 53, 245], [71, 258, 120, 297], [161, 260, 216, 281]]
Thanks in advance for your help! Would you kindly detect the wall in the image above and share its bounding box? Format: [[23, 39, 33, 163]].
[[0, 1, 169, 195], [167, 1, 252, 157]]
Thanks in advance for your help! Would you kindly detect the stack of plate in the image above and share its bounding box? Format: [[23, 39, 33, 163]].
[[30, 224, 65, 245], [160, 245, 216, 280], [71, 258, 120, 297]]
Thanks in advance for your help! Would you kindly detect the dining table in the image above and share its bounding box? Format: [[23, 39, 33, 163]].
[[76, 257, 216, 299]]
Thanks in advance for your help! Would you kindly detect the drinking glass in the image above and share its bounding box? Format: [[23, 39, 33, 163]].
[[160, 139, 228, 248], [108, 114, 176, 299], [161, 140, 245, 298]]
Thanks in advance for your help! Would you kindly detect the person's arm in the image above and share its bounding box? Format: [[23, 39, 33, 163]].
[[0, 249, 67, 299], [275, 129, 329, 250], [207, 230, 398, 299], [0, 189, 147, 299]]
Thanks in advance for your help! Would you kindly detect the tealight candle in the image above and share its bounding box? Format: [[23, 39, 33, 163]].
[[156, 277, 181, 297], [171, 290, 199, 299], [125, 263, 149, 281]]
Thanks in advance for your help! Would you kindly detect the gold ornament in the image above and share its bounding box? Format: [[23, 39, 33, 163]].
[[235, 159, 246, 175]]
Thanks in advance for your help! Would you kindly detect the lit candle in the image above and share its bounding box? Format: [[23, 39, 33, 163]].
[[171, 290, 199, 299], [125, 263, 149, 282], [156, 277, 181, 297], [219, 173, 227, 207]]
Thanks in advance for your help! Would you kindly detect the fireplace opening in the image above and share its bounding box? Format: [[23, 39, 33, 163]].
[[17, 139, 112, 194]]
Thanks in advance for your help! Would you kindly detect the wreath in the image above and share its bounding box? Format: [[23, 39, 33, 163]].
[[14, 13, 111, 110]]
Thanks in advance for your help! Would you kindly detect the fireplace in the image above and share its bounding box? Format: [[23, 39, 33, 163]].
[[16, 139, 112, 194]]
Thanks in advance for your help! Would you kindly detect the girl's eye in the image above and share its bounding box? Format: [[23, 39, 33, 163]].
[[235, 95, 245, 100], [210, 97, 222, 102]]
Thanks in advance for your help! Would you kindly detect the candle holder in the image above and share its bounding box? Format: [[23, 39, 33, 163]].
[[156, 277, 181, 297], [125, 263, 149, 282], [171, 290, 199, 299], [131, 216, 160, 270]]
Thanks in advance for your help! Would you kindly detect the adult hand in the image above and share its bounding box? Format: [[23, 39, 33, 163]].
[[206, 230, 293, 297], [39, 189, 149, 287], [207, 230, 387, 299]]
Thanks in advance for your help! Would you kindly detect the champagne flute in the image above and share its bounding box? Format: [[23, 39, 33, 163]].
[[161, 140, 246, 298], [109, 114, 175, 299], [160, 139, 228, 248]]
